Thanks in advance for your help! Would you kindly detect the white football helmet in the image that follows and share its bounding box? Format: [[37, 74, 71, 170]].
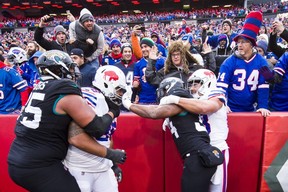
[[92, 65, 127, 106], [7, 47, 28, 65], [187, 69, 217, 99]]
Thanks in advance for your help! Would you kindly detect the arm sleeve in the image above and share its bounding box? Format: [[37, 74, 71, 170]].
[[145, 58, 164, 86], [68, 21, 76, 41], [269, 32, 286, 59], [131, 32, 142, 59], [95, 31, 105, 57], [34, 27, 52, 51]]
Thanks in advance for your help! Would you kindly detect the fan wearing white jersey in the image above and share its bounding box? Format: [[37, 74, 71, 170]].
[[160, 69, 229, 192], [63, 65, 127, 192]]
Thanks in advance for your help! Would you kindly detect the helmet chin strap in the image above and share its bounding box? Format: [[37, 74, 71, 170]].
[[44, 68, 61, 79]]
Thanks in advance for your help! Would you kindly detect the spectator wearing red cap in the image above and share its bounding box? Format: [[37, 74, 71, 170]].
[[178, 19, 191, 35], [217, 11, 270, 117]]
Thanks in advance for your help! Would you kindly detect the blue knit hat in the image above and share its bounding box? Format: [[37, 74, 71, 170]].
[[256, 40, 268, 54], [182, 33, 193, 45], [233, 11, 263, 46], [218, 34, 229, 48], [110, 39, 121, 49]]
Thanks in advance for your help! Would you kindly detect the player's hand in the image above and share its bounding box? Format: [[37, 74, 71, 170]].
[[105, 97, 120, 118], [256, 108, 271, 117], [112, 163, 123, 182], [122, 91, 132, 110], [159, 95, 180, 105], [105, 148, 127, 164]]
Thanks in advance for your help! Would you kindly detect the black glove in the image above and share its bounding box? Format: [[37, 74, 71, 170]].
[[168, 87, 192, 98], [259, 66, 274, 81], [105, 148, 127, 164], [105, 97, 120, 118], [112, 163, 123, 182]]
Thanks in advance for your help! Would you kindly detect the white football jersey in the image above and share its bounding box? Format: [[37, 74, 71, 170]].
[[63, 87, 116, 172]]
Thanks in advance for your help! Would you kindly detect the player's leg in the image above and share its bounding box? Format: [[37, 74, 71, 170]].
[[210, 149, 230, 192], [93, 169, 118, 192], [8, 162, 81, 192], [182, 153, 217, 192], [68, 168, 95, 192]]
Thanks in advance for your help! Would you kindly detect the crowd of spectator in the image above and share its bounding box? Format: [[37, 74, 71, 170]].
[[0, 1, 288, 28]]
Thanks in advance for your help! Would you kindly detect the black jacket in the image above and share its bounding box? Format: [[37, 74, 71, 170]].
[[34, 27, 75, 53]]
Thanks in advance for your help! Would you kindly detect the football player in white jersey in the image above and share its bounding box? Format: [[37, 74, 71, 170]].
[[160, 69, 229, 192], [63, 65, 127, 192]]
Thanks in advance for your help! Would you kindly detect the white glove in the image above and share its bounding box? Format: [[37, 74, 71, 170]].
[[159, 95, 180, 105], [122, 91, 132, 110]]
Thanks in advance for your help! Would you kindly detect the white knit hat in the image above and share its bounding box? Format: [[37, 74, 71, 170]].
[[79, 8, 94, 24]]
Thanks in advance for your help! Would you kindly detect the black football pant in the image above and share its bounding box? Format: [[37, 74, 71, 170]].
[[182, 153, 217, 192], [8, 161, 80, 192]]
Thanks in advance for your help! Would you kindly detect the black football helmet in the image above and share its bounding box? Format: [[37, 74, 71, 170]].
[[37, 50, 80, 81], [156, 77, 191, 102]]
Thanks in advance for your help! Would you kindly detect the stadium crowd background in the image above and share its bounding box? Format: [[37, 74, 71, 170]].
[[0, 1, 287, 52]]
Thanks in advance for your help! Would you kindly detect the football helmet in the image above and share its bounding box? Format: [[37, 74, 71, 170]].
[[187, 69, 217, 99], [157, 77, 190, 101], [92, 65, 127, 106], [7, 47, 28, 65], [37, 50, 80, 80]]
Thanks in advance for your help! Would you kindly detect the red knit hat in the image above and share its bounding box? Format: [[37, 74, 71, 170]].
[[233, 11, 263, 46]]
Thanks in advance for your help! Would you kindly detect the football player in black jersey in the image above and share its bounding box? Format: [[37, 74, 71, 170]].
[[8, 50, 126, 192], [122, 77, 220, 192]]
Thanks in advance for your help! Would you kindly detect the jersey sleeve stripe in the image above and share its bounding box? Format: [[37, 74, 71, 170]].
[[216, 82, 228, 88], [258, 84, 269, 88], [274, 67, 285, 76], [13, 80, 28, 90]]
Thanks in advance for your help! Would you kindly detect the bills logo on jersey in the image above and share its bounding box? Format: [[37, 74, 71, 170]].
[[104, 70, 119, 81]]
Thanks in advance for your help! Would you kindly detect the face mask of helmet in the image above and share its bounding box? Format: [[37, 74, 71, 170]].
[[37, 50, 78, 81], [156, 77, 186, 102], [7, 47, 28, 65], [92, 65, 127, 106], [187, 69, 217, 100]]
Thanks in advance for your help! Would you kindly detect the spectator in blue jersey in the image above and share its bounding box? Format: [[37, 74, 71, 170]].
[[70, 48, 98, 87], [202, 19, 238, 51], [133, 37, 165, 104], [27, 50, 43, 86], [217, 11, 270, 117], [0, 60, 28, 114], [263, 52, 288, 111], [102, 38, 122, 65], [150, 31, 167, 57], [7, 47, 34, 95]]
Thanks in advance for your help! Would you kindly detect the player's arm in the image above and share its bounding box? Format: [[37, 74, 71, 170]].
[[129, 103, 183, 119], [56, 95, 116, 138], [160, 95, 224, 114], [177, 97, 223, 114], [68, 121, 126, 164]]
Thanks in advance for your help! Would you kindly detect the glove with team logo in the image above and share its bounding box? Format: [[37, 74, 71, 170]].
[[122, 91, 132, 110], [105, 148, 127, 164], [112, 163, 123, 182]]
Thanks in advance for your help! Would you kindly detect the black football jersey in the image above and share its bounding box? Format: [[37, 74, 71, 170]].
[[8, 77, 82, 168], [168, 112, 210, 158]]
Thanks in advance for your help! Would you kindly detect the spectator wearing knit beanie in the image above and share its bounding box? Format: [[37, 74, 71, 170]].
[[102, 38, 122, 65], [35, 15, 74, 53], [68, 7, 104, 66], [150, 31, 167, 57]]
